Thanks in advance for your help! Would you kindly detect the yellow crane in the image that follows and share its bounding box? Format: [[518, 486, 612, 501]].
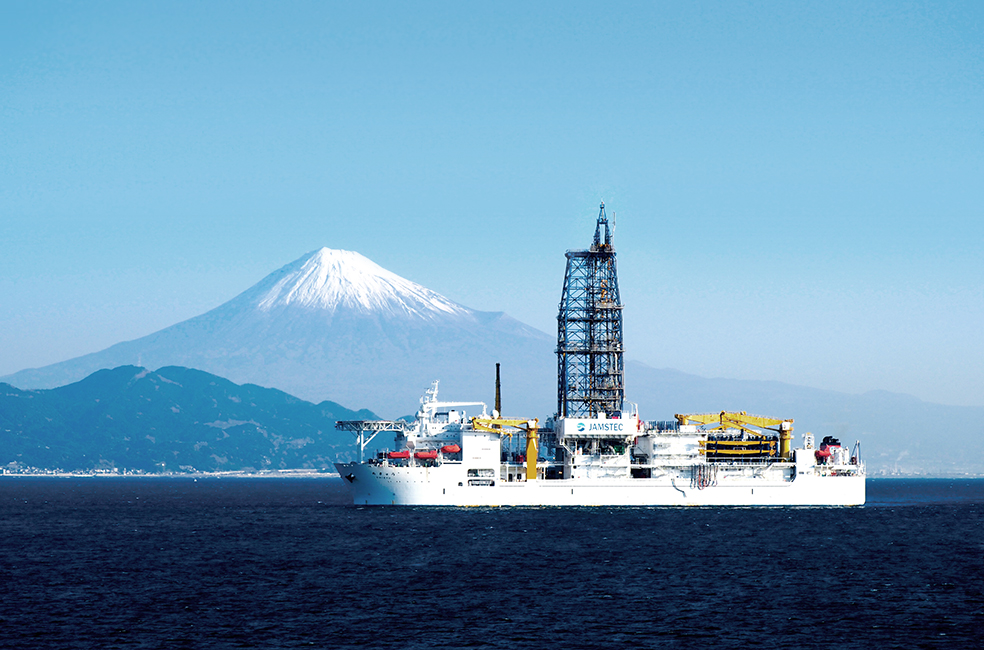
[[675, 411, 795, 459], [471, 417, 540, 480]]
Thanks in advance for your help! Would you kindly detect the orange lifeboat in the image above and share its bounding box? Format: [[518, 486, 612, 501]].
[[387, 450, 410, 459], [441, 444, 461, 454], [414, 450, 439, 460]]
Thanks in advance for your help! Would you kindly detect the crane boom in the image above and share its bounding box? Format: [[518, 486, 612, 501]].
[[675, 411, 795, 459], [675, 411, 792, 432], [472, 417, 540, 480]]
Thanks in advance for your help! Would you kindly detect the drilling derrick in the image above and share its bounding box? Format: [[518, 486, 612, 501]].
[[557, 202, 624, 418]]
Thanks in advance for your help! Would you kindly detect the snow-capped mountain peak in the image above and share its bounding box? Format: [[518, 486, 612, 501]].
[[0, 245, 555, 415], [253, 248, 471, 319]]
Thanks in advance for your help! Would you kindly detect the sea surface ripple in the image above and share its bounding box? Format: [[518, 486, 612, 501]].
[[1, 478, 981, 649]]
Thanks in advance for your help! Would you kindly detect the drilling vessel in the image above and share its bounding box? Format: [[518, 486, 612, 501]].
[[334, 204, 866, 506]]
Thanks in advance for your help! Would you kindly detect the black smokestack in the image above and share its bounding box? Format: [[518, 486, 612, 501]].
[[495, 363, 501, 415]]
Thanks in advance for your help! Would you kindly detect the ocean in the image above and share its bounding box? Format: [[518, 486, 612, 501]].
[[1, 478, 981, 649]]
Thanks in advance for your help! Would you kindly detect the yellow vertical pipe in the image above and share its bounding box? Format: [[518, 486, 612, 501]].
[[780, 429, 793, 459], [525, 424, 538, 481]]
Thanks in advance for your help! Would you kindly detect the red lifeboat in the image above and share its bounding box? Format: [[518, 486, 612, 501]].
[[414, 450, 439, 460], [441, 444, 461, 454], [387, 450, 410, 459]]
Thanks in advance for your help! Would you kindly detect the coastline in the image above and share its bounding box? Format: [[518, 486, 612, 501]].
[[0, 469, 341, 479]]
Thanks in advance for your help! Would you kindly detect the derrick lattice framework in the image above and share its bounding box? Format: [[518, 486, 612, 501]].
[[556, 203, 624, 418]]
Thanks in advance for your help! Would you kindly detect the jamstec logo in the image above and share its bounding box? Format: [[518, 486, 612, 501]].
[[575, 421, 624, 432]]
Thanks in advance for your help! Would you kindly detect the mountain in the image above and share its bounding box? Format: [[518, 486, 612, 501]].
[[2, 249, 555, 417], [0, 365, 379, 472], [624, 361, 984, 477]]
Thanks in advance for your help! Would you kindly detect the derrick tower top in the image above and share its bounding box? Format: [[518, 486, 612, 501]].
[[592, 201, 612, 250]]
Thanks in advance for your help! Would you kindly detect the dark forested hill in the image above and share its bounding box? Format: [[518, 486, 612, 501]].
[[0, 365, 378, 472]]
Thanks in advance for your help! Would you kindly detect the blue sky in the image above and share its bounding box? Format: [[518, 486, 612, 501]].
[[2, 1, 982, 406]]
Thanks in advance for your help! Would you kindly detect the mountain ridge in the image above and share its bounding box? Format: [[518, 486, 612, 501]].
[[4, 362, 982, 476], [0, 365, 378, 472], [624, 360, 984, 476]]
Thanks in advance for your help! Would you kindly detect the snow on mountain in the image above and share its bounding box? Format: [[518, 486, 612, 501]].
[[251, 248, 471, 318], [2, 248, 556, 416]]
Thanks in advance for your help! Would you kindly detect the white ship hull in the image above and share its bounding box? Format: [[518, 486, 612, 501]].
[[335, 384, 865, 507], [335, 461, 865, 507]]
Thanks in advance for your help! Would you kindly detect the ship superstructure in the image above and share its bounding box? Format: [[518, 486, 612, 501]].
[[334, 204, 865, 506]]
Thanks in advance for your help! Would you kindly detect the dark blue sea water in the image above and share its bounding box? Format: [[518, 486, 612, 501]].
[[1, 478, 981, 649]]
